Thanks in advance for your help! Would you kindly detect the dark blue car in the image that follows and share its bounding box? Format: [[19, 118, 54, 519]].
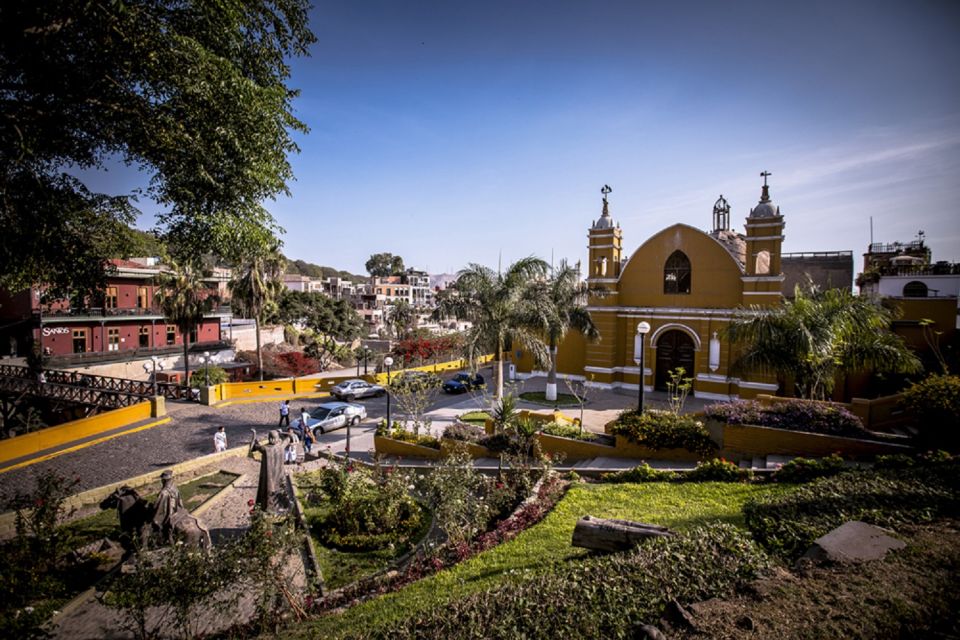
[[442, 372, 485, 394]]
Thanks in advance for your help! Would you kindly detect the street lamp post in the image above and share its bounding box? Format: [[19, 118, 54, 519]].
[[143, 356, 163, 396], [383, 356, 394, 431], [634, 322, 651, 413], [203, 351, 210, 384]]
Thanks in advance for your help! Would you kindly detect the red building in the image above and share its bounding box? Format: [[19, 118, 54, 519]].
[[0, 259, 230, 365]]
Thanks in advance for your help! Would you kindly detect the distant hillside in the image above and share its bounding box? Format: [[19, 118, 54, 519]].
[[285, 258, 367, 282]]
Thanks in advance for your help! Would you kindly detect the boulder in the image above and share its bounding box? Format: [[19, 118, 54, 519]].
[[801, 520, 905, 565]]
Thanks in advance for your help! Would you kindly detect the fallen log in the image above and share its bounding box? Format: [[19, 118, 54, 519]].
[[571, 515, 675, 552]]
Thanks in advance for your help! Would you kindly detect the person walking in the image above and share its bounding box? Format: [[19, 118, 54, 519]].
[[284, 426, 300, 464], [214, 426, 227, 452], [299, 406, 314, 456], [278, 399, 290, 428]]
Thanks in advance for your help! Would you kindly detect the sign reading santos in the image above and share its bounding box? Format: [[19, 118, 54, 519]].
[[42, 327, 71, 337]]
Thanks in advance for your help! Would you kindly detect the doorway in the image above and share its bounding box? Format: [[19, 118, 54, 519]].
[[654, 330, 695, 391]]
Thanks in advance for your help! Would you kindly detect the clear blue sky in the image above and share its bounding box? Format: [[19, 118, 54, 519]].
[[138, 1, 960, 275]]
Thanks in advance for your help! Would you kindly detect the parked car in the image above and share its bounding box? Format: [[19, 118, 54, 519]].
[[330, 379, 386, 401], [442, 372, 485, 394], [293, 401, 367, 437]]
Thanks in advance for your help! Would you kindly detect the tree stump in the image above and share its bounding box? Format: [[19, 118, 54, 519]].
[[571, 515, 674, 552]]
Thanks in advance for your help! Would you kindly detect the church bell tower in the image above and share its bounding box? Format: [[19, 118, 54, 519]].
[[587, 185, 622, 288]]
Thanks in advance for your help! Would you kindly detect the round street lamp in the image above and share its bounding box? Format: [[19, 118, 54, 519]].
[[634, 322, 651, 413], [383, 356, 394, 433]]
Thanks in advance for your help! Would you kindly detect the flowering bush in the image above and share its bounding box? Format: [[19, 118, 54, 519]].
[[302, 460, 423, 552], [611, 409, 717, 456], [704, 398, 867, 437]]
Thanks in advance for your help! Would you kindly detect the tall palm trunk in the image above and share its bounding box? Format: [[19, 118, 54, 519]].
[[183, 335, 191, 384], [495, 337, 505, 400], [545, 333, 559, 402], [255, 315, 264, 381]]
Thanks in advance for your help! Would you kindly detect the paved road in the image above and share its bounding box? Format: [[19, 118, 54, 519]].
[[0, 367, 696, 500]]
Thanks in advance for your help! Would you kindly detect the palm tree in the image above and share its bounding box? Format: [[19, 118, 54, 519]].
[[388, 299, 415, 340], [726, 284, 923, 400], [155, 259, 218, 385], [535, 259, 601, 402], [229, 242, 286, 381], [435, 257, 551, 399]]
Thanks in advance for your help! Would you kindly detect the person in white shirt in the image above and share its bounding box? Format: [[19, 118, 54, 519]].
[[214, 426, 227, 452]]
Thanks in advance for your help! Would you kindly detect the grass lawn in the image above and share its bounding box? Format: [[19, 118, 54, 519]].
[[458, 410, 490, 425], [289, 480, 791, 638], [519, 391, 582, 407]]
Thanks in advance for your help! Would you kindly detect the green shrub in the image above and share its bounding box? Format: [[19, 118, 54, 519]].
[[377, 420, 440, 449], [901, 374, 960, 450], [442, 422, 485, 443], [772, 453, 846, 483], [189, 365, 229, 386], [743, 461, 960, 560], [539, 421, 597, 441], [611, 409, 717, 456], [600, 463, 675, 483], [344, 524, 770, 639], [684, 458, 745, 482]]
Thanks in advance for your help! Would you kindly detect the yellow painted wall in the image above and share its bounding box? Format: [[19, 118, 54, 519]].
[[0, 401, 154, 465], [618, 224, 744, 309]]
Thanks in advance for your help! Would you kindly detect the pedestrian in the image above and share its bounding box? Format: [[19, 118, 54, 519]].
[[284, 426, 300, 464], [299, 407, 313, 456], [214, 426, 227, 452], [278, 399, 290, 428]]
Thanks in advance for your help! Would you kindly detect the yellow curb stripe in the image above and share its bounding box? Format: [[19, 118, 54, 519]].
[[0, 417, 172, 475]]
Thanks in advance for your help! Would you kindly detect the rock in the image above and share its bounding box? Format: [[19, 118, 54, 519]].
[[801, 520, 906, 565], [736, 615, 755, 630], [634, 623, 667, 639], [663, 599, 697, 631]]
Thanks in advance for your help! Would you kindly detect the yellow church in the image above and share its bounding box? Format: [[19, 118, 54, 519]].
[[513, 175, 817, 401]]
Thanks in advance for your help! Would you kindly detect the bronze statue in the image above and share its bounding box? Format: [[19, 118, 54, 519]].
[[249, 429, 290, 513]]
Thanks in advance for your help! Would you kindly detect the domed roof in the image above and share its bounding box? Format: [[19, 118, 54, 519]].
[[749, 179, 781, 219], [593, 184, 617, 229]]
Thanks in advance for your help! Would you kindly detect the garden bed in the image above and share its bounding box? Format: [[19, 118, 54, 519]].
[[708, 420, 913, 460]]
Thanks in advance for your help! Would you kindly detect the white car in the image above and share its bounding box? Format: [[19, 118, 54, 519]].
[[330, 379, 386, 401], [293, 401, 367, 438]]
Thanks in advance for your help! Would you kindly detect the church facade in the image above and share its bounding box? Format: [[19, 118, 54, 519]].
[[513, 176, 813, 401]]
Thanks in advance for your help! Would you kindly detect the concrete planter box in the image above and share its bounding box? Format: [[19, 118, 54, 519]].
[[534, 432, 619, 463], [706, 419, 913, 460], [373, 435, 442, 460], [613, 435, 706, 462], [440, 438, 497, 458]]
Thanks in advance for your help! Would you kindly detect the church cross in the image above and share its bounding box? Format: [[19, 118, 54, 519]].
[[760, 170, 771, 186], [601, 184, 612, 203]]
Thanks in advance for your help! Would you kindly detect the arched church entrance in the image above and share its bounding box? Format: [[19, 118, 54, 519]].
[[655, 330, 696, 391]]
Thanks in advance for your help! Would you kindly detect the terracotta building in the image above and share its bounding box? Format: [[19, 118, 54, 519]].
[[0, 259, 229, 365], [512, 177, 852, 401]]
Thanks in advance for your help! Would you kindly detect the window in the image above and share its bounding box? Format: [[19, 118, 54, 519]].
[[903, 281, 928, 297], [166, 325, 176, 345], [105, 286, 118, 309], [139, 326, 150, 348], [72, 329, 87, 354], [755, 250, 771, 275], [137, 286, 149, 309], [663, 251, 691, 294], [189, 327, 198, 343], [108, 328, 120, 351]]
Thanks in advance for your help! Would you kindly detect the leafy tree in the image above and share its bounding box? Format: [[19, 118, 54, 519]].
[[0, 1, 314, 296], [229, 242, 286, 381], [533, 259, 600, 402], [155, 259, 217, 383], [435, 257, 550, 399], [304, 333, 351, 371], [273, 290, 362, 341], [365, 253, 405, 277], [388, 299, 416, 339], [726, 285, 923, 400]]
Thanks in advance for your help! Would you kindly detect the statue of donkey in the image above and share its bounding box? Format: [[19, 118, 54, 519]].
[[100, 486, 211, 550]]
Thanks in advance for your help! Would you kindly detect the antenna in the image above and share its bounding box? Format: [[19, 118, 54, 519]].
[[869, 216, 874, 246]]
